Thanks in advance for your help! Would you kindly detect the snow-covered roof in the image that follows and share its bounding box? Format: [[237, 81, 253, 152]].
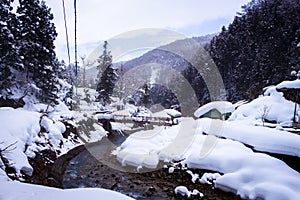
[[276, 79, 300, 90], [194, 101, 234, 118], [164, 109, 181, 118]]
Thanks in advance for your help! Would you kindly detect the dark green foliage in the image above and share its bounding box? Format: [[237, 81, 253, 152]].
[[0, 0, 19, 93], [209, 0, 300, 101], [142, 83, 151, 107], [96, 41, 117, 104], [0, 0, 60, 105], [17, 0, 59, 104]]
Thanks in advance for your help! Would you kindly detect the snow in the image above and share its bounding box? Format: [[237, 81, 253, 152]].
[[174, 186, 204, 197], [199, 172, 222, 184], [95, 113, 114, 120], [276, 79, 300, 90], [174, 186, 190, 197], [194, 101, 234, 118], [164, 109, 181, 118], [40, 117, 65, 147], [0, 107, 41, 177], [0, 101, 81, 178], [151, 110, 170, 118], [229, 87, 295, 125], [115, 119, 194, 168], [186, 170, 199, 183], [185, 134, 300, 200], [0, 180, 134, 200], [198, 118, 300, 157], [168, 166, 175, 174], [116, 116, 300, 199], [2, 77, 300, 200], [0, 102, 132, 200]]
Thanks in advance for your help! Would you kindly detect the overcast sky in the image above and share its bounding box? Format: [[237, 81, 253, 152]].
[[45, 0, 251, 62]]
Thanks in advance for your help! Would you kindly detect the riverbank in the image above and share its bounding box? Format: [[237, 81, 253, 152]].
[[61, 143, 241, 200], [27, 127, 300, 200]]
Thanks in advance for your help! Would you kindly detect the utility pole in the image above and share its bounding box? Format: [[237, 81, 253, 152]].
[[74, 0, 78, 96]]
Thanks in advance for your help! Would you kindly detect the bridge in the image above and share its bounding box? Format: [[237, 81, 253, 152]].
[[95, 113, 180, 127]]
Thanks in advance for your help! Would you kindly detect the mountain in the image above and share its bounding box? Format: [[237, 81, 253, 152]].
[[77, 35, 216, 114], [117, 34, 216, 115]]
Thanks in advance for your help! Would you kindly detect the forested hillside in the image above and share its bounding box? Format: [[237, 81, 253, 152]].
[[209, 0, 300, 101], [121, 35, 215, 110]]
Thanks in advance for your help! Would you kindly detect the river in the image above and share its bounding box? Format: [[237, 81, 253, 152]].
[[61, 130, 241, 200]]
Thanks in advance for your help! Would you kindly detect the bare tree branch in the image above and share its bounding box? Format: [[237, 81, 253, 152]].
[[0, 141, 18, 153]]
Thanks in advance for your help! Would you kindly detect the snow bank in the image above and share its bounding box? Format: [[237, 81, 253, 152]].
[[116, 118, 197, 168], [40, 117, 65, 147], [229, 87, 294, 124], [198, 118, 300, 157], [0, 107, 40, 176], [0, 181, 134, 200], [276, 79, 300, 90], [117, 116, 300, 199], [194, 101, 234, 118], [0, 103, 80, 178], [185, 134, 300, 200]]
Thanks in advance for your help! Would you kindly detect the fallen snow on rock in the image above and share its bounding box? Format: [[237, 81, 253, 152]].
[[116, 116, 300, 199], [174, 186, 204, 198], [116, 118, 197, 168], [229, 86, 295, 125], [0, 104, 81, 178], [0, 180, 134, 200], [185, 134, 300, 200], [198, 118, 300, 157], [276, 79, 300, 90], [199, 172, 222, 185], [186, 170, 199, 183], [0, 107, 41, 177]]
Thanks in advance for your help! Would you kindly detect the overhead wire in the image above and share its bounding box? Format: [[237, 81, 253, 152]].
[[61, 0, 71, 65]]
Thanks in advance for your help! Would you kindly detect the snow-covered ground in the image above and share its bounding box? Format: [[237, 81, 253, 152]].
[[2, 79, 300, 200], [115, 117, 300, 199], [115, 83, 300, 200], [0, 93, 132, 199], [0, 178, 134, 200], [0, 102, 79, 179]]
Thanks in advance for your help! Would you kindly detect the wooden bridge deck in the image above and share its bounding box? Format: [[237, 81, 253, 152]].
[[95, 113, 179, 126]]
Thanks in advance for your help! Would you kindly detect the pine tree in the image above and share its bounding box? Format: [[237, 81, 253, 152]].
[[142, 83, 151, 107], [17, 0, 59, 104], [96, 41, 117, 104], [209, 0, 300, 101], [0, 0, 19, 94]]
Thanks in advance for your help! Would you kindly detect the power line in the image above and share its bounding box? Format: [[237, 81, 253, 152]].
[[61, 0, 70, 65]]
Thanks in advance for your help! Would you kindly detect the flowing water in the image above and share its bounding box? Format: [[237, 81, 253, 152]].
[[61, 130, 240, 200]]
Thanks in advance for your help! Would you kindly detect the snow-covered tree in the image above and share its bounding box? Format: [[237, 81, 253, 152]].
[[96, 41, 117, 104], [142, 83, 151, 107], [0, 0, 20, 95], [209, 0, 300, 101], [17, 0, 59, 104]]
